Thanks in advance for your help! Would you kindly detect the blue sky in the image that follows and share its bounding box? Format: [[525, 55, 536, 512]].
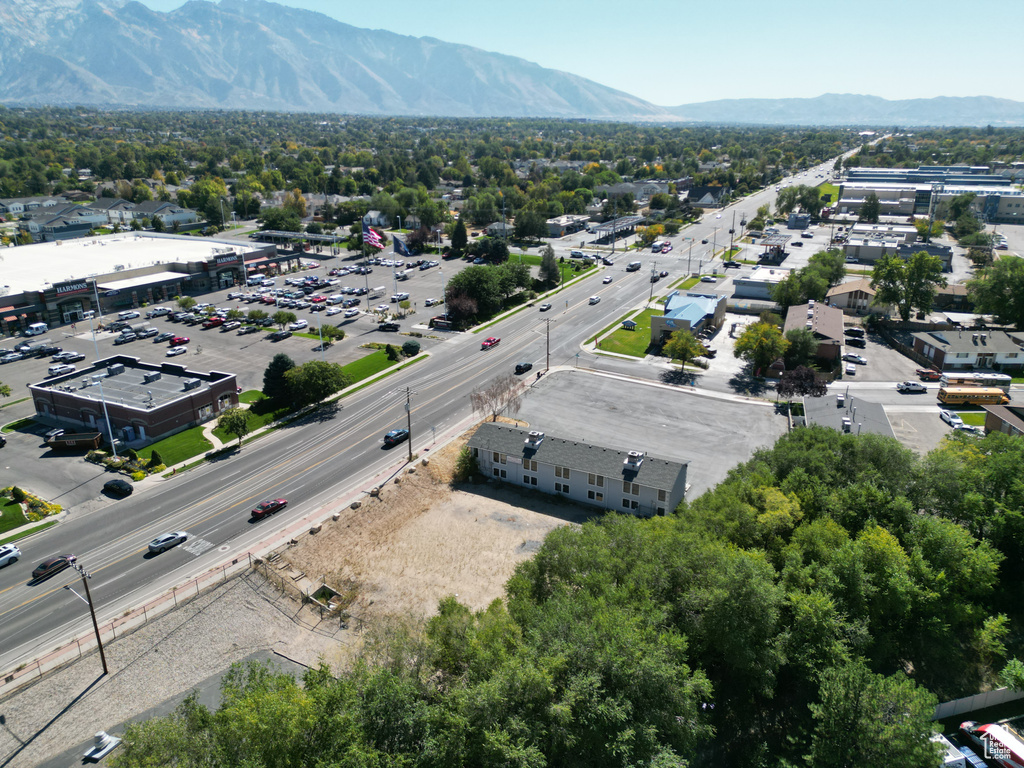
[[138, 0, 1024, 105]]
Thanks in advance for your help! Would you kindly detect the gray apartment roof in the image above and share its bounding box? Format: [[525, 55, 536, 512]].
[[803, 393, 894, 439], [467, 423, 687, 490], [912, 329, 1023, 355], [784, 302, 844, 342]]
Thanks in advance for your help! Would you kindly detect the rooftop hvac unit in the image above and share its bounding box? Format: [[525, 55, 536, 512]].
[[808, 299, 815, 306], [624, 450, 645, 469], [524, 430, 545, 447], [91, 374, 106, 382], [183, 378, 202, 391], [143, 371, 162, 384], [108, 363, 125, 376], [973, 333, 979, 342]]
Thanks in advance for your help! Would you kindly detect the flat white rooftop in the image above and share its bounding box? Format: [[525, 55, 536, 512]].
[[0, 233, 262, 296]]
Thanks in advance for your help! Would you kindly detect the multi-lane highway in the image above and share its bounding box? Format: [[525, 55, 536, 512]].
[[0, 159, 847, 672]]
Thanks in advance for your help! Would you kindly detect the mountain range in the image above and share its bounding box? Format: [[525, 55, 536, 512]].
[[1, 0, 1022, 126]]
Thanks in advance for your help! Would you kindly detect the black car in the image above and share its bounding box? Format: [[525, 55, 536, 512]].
[[379, 322, 400, 332], [514, 362, 533, 375], [0, 434, 6, 448], [844, 327, 866, 338], [846, 337, 867, 349], [722, 261, 740, 268], [103, 478, 134, 496], [32, 554, 76, 581], [268, 330, 293, 341], [383, 429, 410, 447]]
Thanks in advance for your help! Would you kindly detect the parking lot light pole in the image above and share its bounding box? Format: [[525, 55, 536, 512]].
[[88, 281, 119, 458]]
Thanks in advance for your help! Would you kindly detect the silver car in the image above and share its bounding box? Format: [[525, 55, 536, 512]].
[[148, 531, 188, 554], [0, 543, 21, 567]]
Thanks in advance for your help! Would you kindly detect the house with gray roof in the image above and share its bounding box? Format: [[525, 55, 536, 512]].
[[131, 200, 198, 227], [784, 301, 844, 361], [0, 196, 64, 217], [467, 423, 688, 517], [87, 197, 137, 224], [802, 393, 895, 439], [912, 329, 1024, 372], [650, 291, 726, 345], [18, 204, 108, 241]]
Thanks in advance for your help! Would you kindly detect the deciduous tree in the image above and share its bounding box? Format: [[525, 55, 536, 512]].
[[262, 353, 295, 402], [471, 373, 526, 422], [859, 192, 881, 223], [662, 329, 706, 368], [217, 407, 251, 449], [777, 365, 827, 400], [734, 321, 789, 374], [284, 360, 349, 406], [538, 244, 560, 287], [968, 256, 1024, 329], [870, 251, 946, 321]]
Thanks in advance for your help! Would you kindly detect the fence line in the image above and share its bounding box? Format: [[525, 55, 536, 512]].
[[933, 686, 1024, 720]]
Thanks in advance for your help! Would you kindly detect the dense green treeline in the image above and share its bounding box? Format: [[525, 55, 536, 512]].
[[111, 425, 1024, 767], [843, 127, 1024, 169]]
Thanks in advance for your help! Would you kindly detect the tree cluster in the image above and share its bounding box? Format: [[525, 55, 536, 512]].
[[113, 425, 1024, 767], [262, 353, 349, 407]]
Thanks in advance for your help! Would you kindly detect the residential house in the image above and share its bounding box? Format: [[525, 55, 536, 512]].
[[467, 423, 688, 517], [650, 292, 727, 346], [19, 204, 108, 241], [983, 405, 1024, 437], [363, 210, 390, 227], [911, 329, 1024, 372], [825, 278, 894, 315], [0, 196, 64, 218], [484, 221, 512, 237], [87, 198, 137, 225], [131, 201, 199, 228], [685, 185, 731, 208], [595, 181, 669, 203], [783, 301, 844, 361]]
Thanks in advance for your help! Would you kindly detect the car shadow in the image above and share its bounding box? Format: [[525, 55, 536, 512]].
[[142, 550, 161, 560]]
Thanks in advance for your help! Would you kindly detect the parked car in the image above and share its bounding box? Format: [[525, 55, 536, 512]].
[[222, 321, 241, 331], [378, 322, 400, 332], [154, 332, 175, 343], [844, 363, 856, 375], [383, 429, 410, 447], [0, 543, 21, 568], [841, 353, 867, 365], [113, 333, 137, 345], [202, 317, 224, 329], [53, 351, 86, 363], [845, 337, 867, 349], [700, 276, 717, 283], [32, 554, 76, 581], [0, 352, 24, 364], [343, 308, 359, 318], [269, 330, 293, 341], [251, 498, 288, 520], [482, 336, 500, 349], [148, 531, 188, 554], [940, 410, 965, 427], [166, 346, 187, 356], [169, 336, 190, 345], [326, 307, 342, 316], [916, 367, 942, 381], [897, 381, 927, 393], [104, 478, 134, 496], [238, 325, 261, 334]]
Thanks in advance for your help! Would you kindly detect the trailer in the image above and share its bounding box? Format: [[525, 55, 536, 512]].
[[46, 432, 104, 451]]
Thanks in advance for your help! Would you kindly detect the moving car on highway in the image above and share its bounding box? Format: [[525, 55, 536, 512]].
[[149, 532, 189, 554], [251, 499, 288, 520]]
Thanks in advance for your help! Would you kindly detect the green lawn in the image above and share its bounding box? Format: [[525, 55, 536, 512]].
[[343, 349, 400, 384], [599, 309, 659, 357], [140, 426, 213, 466], [0, 498, 28, 537], [957, 412, 987, 426], [212, 394, 291, 442], [670, 276, 702, 291], [817, 182, 840, 204], [238, 389, 264, 404], [0, 520, 57, 546]]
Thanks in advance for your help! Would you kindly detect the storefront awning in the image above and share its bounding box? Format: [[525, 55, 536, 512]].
[[3, 315, 17, 322]]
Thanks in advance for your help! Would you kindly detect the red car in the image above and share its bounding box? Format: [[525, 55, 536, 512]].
[[170, 336, 190, 345], [309, 295, 326, 303], [202, 317, 224, 329], [261, 295, 277, 305], [481, 336, 500, 350], [916, 367, 942, 381], [251, 498, 288, 519]]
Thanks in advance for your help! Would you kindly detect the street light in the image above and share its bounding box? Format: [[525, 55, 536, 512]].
[[88, 281, 119, 458]]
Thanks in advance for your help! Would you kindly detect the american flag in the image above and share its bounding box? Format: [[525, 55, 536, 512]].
[[362, 221, 383, 249]]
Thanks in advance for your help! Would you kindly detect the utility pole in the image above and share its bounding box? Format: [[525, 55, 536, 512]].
[[404, 386, 414, 463], [68, 559, 108, 675], [649, 262, 657, 303], [544, 318, 552, 372], [687, 239, 694, 275]]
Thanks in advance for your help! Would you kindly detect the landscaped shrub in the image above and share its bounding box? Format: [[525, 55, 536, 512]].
[[131, 470, 147, 482], [385, 344, 399, 361], [11, 486, 26, 503], [148, 449, 164, 468], [401, 340, 420, 357]]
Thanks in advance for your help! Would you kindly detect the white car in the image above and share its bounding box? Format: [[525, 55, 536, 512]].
[[588, 296, 601, 305], [325, 306, 342, 316], [844, 363, 856, 375], [222, 321, 241, 331], [344, 308, 360, 318], [841, 353, 867, 365], [375, 304, 390, 313], [288, 319, 308, 331], [700, 276, 717, 283], [424, 298, 437, 307], [0, 543, 21, 568], [940, 410, 964, 428], [602, 276, 613, 284], [166, 346, 188, 356], [896, 381, 927, 393], [148, 531, 188, 554]]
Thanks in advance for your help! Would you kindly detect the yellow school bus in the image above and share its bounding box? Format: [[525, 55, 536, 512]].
[[937, 387, 1009, 405]]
